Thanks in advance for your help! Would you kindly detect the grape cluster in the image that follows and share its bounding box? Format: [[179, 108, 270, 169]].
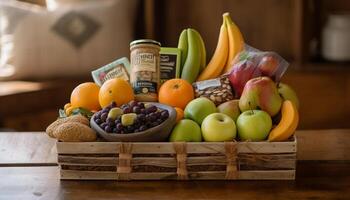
[[93, 101, 169, 134]]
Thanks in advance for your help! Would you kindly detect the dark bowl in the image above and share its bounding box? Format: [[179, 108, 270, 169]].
[[90, 103, 177, 142]]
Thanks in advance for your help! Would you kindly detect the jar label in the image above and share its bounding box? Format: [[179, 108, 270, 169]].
[[132, 53, 156, 72], [132, 81, 158, 94]]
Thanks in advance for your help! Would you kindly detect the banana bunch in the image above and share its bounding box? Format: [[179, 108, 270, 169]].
[[178, 28, 206, 84], [197, 12, 244, 81]]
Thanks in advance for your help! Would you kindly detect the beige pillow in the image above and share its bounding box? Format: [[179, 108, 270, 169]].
[[0, 0, 137, 80]]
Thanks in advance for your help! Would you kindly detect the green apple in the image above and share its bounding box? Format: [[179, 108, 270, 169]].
[[217, 99, 240, 122], [201, 113, 236, 142], [239, 77, 282, 116], [184, 97, 217, 125], [236, 110, 272, 141], [278, 83, 299, 109], [169, 119, 202, 142]]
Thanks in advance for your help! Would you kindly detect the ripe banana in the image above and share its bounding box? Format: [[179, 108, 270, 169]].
[[192, 29, 206, 73], [177, 29, 188, 75], [223, 12, 244, 74], [181, 29, 201, 84], [268, 100, 299, 142], [196, 20, 228, 81]]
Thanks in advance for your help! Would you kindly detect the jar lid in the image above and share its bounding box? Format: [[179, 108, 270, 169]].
[[130, 39, 161, 47]]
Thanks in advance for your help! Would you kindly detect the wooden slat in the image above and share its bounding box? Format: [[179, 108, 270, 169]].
[[56, 138, 296, 155], [60, 170, 295, 180], [58, 154, 296, 169]]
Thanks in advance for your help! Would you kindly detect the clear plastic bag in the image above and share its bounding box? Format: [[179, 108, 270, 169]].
[[227, 45, 289, 97]]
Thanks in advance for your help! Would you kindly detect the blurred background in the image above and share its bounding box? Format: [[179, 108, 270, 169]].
[[1, 0, 350, 131]]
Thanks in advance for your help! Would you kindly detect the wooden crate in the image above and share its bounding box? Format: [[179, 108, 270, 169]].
[[56, 137, 297, 180]]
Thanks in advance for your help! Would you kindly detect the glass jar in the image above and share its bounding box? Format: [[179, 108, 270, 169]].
[[130, 39, 161, 102], [322, 14, 350, 61]]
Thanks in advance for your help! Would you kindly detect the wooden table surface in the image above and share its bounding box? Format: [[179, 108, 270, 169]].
[[0, 130, 349, 200]]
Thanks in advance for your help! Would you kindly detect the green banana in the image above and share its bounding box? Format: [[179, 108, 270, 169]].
[[192, 29, 206, 73], [181, 28, 201, 84], [177, 29, 188, 74]]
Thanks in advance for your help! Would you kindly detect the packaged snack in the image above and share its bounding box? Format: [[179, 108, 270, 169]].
[[160, 47, 181, 84], [91, 57, 130, 86], [193, 75, 235, 105], [130, 39, 161, 102], [227, 46, 289, 97]]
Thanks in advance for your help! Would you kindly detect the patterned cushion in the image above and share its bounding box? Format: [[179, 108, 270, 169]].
[[0, 0, 137, 80]]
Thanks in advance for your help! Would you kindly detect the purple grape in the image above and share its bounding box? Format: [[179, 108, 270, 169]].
[[139, 125, 147, 131], [105, 125, 112, 133], [116, 123, 123, 130], [137, 102, 145, 109], [94, 112, 102, 120], [148, 105, 157, 113], [137, 114, 146, 121], [133, 106, 141, 114], [111, 101, 117, 108], [101, 113, 108, 122], [100, 122, 107, 129], [160, 110, 169, 120], [127, 126, 135, 132], [95, 118, 102, 125], [154, 111, 161, 118], [122, 106, 131, 114], [129, 100, 138, 108], [150, 122, 159, 127], [113, 128, 118, 133], [107, 120, 115, 127], [140, 108, 146, 114], [148, 115, 156, 122], [157, 118, 163, 124]]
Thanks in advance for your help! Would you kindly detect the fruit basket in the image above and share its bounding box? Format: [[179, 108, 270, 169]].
[[47, 12, 300, 181], [56, 137, 297, 180]]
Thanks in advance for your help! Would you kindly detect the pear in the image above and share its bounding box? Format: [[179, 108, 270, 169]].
[[217, 100, 240, 122], [239, 77, 282, 117]]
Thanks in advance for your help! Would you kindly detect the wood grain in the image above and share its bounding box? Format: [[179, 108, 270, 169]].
[[296, 129, 350, 160], [56, 139, 296, 154], [0, 163, 349, 200], [1, 130, 349, 167], [0, 132, 57, 166]]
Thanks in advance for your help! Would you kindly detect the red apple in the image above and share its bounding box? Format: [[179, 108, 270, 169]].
[[228, 60, 261, 98], [257, 55, 279, 79]]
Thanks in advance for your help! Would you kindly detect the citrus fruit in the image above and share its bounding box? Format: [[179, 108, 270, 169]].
[[70, 82, 101, 111], [99, 78, 134, 108], [158, 79, 194, 109], [174, 107, 184, 123]]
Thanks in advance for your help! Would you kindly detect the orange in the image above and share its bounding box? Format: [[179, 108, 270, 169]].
[[70, 82, 100, 111], [99, 78, 134, 108], [174, 107, 184, 123], [158, 79, 194, 109]]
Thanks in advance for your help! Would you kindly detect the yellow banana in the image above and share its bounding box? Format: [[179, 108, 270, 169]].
[[268, 100, 299, 142], [196, 20, 228, 81], [223, 12, 244, 74]]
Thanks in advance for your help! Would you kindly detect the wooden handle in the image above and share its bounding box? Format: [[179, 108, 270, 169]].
[[117, 143, 133, 180], [225, 141, 238, 179], [173, 142, 188, 180]]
